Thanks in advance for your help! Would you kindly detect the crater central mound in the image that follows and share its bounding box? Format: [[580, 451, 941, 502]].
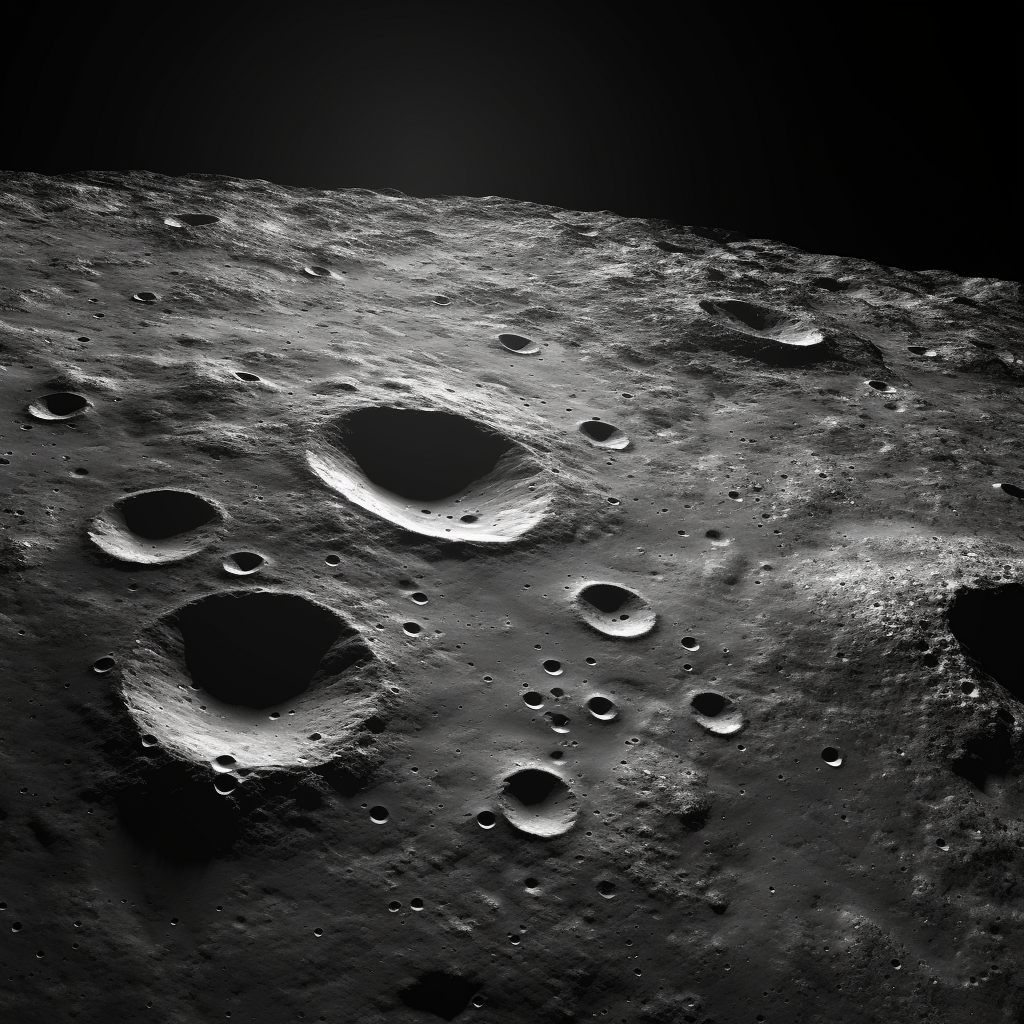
[[307, 406, 552, 542], [88, 489, 224, 564], [121, 591, 382, 769]]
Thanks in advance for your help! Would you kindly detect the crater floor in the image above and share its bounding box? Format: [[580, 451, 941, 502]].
[[0, 170, 1022, 1023]]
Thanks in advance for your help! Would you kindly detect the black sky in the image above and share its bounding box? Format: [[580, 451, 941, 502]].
[[5, 7, 1019, 282]]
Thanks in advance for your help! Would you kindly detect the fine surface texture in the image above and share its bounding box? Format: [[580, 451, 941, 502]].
[[0, 170, 1022, 1023]]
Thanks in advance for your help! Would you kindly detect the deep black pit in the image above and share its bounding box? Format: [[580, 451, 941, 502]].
[[579, 420, 618, 442], [173, 592, 370, 709], [333, 407, 511, 501], [399, 971, 480, 1022], [504, 768, 562, 806], [119, 490, 219, 540], [228, 552, 264, 571], [1000, 483, 1024, 499], [691, 692, 728, 717], [579, 583, 631, 614], [498, 333, 534, 352], [947, 583, 1024, 703], [41, 392, 88, 416], [821, 746, 840, 762], [174, 214, 219, 226], [588, 696, 614, 716]]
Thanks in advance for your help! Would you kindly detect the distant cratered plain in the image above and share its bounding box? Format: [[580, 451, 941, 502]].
[[0, 169, 1021, 1023]]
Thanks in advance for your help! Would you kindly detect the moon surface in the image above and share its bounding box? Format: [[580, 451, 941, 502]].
[[0, 170, 1020, 1024]]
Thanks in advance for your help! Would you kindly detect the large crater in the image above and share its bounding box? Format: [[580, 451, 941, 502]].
[[88, 488, 225, 564], [307, 406, 552, 542], [120, 591, 382, 770]]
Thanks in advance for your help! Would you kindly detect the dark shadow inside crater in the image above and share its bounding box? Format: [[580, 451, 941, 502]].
[[120, 490, 219, 540], [41, 392, 88, 415], [579, 420, 618, 442], [504, 767, 562, 806], [173, 592, 370, 708], [947, 583, 1024, 704], [333, 407, 511, 501], [399, 971, 481, 1021], [580, 583, 631, 614]]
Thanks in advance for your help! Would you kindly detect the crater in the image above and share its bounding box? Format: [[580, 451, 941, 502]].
[[689, 691, 744, 735], [821, 746, 843, 767], [119, 590, 382, 770], [866, 379, 896, 392], [572, 582, 656, 638], [908, 346, 937, 357], [303, 266, 334, 278], [698, 298, 826, 364], [88, 489, 224, 565], [578, 419, 629, 450], [28, 392, 91, 421], [497, 333, 540, 355], [399, 971, 481, 1021], [499, 767, 578, 837], [234, 371, 261, 382], [307, 406, 552, 542], [223, 552, 265, 575], [586, 695, 617, 720], [997, 483, 1024, 499], [947, 583, 1024, 704], [164, 214, 219, 227], [131, 291, 159, 303]]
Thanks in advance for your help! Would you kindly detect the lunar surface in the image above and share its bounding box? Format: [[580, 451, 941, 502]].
[[0, 170, 1021, 1022]]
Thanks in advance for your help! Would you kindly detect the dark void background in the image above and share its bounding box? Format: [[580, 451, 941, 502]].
[[3, 6, 1019, 282]]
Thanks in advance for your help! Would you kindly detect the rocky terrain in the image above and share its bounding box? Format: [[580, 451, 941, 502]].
[[0, 169, 1021, 1022]]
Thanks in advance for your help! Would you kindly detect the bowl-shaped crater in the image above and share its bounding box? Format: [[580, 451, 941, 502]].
[[689, 690, 745, 735], [120, 590, 384, 769], [88, 488, 225, 564], [578, 419, 629, 450], [499, 767, 578, 837], [306, 406, 552, 542], [572, 582, 656, 638], [699, 299, 827, 364], [164, 214, 220, 227], [28, 392, 92, 421]]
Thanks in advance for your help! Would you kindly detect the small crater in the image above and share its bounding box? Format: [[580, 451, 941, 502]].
[[223, 552, 265, 576], [399, 971, 481, 1021], [523, 691, 545, 709], [403, 622, 422, 636], [303, 266, 333, 278], [586, 695, 617, 720], [866, 380, 896, 392], [542, 659, 562, 675], [578, 419, 629, 450], [597, 880, 617, 898], [88, 489, 224, 565], [500, 767, 578, 837], [908, 346, 937, 357], [212, 754, 237, 773], [811, 277, 847, 291], [214, 775, 238, 795], [92, 656, 116, 674], [821, 746, 843, 767], [307, 406, 552, 543], [573, 582, 656, 639], [28, 392, 91, 421], [432, 296, 451, 305], [131, 292, 158, 303], [698, 298, 826, 363], [369, 805, 389, 824], [497, 333, 540, 355], [544, 712, 570, 733], [680, 636, 700, 652], [476, 810, 496, 829], [164, 214, 219, 227], [689, 691, 744, 735], [325, 554, 341, 566], [234, 371, 261, 382]]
